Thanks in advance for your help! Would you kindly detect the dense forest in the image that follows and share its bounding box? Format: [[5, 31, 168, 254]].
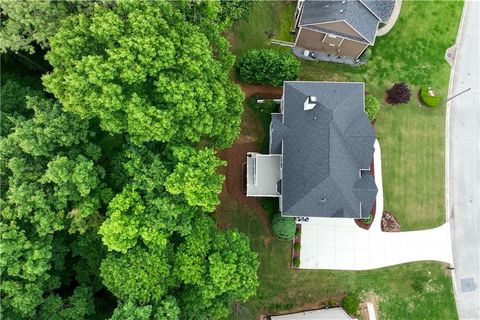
[[0, 1, 258, 319]]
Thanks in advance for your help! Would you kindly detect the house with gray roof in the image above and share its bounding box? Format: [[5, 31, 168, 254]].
[[246, 81, 377, 219], [293, 0, 395, 59]]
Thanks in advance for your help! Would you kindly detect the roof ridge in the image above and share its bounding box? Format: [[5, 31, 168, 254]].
[[358, 0, 383, 21]]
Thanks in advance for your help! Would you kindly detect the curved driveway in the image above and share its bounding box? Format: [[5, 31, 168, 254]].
[[300, 140, 453, 270]]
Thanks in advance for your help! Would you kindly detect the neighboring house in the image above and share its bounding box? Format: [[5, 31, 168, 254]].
[[246, 81, 377, 219], [269, 307, 355, 319], [293, 0, 395, 59]]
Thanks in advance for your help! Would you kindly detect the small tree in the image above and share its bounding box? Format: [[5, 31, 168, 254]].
[[271, 213, 296, 240], [235, 49, 300, 86], [342, 293, 360, 316], [386, 82, 411, 104], [364, 95, 380, 120]]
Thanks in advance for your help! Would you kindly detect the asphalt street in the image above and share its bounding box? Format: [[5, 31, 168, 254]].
[[448, 1, 480, 318]]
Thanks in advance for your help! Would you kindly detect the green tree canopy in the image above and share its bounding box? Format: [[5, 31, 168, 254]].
[[0, 0, 97, 53], [43, 0, 243, 146], [100, 246, 175, 304], [1, 97, 111, 236], [165, 146, 226, 212], [0, 94, 108, 318], [175, 216, 259, 319]]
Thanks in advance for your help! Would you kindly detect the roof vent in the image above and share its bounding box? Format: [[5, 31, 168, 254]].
[[342, 1, 346, 3], [304, 96, 317, 110], [340, 9, 344, 13], [325, 4, 329, 8]]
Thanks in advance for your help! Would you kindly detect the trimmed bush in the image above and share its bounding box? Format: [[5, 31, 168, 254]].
[[294, 242, 301, 251], [271, 213, 296, 240], [358, 48, 372, 63], [386, 82, 411, 104], [295, 228, 301, 237], [236, 49, 300, 86], [364, 95, 380, 120], [342, 293, 360, 316], [293, 257, 300, 267], [419, 87, 442, 107], [362, 214, 373, 225]]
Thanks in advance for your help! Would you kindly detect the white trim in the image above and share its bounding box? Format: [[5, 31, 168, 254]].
[[355, 44, 369, 60], [293, 27, 302, 47], [343, 20, 374, 45], [358, 0, 383, 21], [302, 25, 370, 46], [300, 19, 346, 28], [302, 19, 372, 44]]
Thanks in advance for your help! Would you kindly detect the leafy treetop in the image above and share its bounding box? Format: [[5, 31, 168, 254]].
[[43, 0, 243, 146]]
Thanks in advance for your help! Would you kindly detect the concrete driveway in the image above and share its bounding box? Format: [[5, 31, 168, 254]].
[[300, 218, 452, 270], [446, 0, 480, 318], [300, 140, 453, 270]]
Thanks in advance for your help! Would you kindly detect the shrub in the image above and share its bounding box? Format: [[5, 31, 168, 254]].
[[236, 49, 300, 86], [364, 95, 380, 120], [342, 293, 360, 315], [327, 299, 337, 307], [271, 213, 296, 240], [411, 275, 428, 292], [358, 48, 372, 63], [295, 228, 301, 237], [293, 257, 300, 267], [419, 87, 442, 107], [385, 82, 411, 104], [294, 242, 301, 251], [362, 214, 373, 225]]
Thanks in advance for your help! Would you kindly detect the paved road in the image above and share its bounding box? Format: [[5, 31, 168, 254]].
[[448, 0, 480, 319]]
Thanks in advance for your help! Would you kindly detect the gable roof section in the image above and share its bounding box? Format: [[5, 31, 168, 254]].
[[272, 82, 377, 218], [298, 0, 383, 44], [360, 0, 395, 23]]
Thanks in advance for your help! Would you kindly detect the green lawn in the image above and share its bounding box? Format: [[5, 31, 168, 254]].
[[223, 1, 463, 318], [230, 0, 463, 230], [218, 193, 457, 320]]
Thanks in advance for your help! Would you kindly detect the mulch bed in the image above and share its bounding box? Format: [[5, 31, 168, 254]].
[[381, 211, 401, 232]]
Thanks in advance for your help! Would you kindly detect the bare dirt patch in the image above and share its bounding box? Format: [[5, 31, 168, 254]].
[[240, 83, 283, 99], [381, 211, 401, 232]]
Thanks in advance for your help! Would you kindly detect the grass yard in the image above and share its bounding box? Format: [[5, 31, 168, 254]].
[[218, 193, 457, 320], [230, 0, 463, 230], [221, 0, 464, 318]]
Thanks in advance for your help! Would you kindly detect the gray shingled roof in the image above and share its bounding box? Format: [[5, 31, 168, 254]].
[[299, 0, 394, 44], [271, 82, 377, 218], [360, 0, 395, 22]]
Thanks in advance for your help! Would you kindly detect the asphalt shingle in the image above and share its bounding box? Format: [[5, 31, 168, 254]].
[[271, 81, 377, 218]]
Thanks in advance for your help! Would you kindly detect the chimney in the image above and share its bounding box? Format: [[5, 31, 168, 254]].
[[304, 96, 317, 110]]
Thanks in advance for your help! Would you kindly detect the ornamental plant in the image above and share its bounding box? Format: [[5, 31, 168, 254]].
[[364, 95, 380, 120], [271, 213, 296, 240], [386, 82, 411, 104]]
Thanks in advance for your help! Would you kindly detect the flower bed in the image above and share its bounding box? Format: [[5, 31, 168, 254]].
[[292, 225, 302, 268]]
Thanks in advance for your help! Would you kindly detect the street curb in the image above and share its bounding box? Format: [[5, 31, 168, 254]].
[[445, 0, 469, 315]]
